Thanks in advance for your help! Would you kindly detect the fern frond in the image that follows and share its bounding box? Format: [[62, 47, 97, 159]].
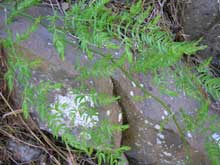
[[205, 140, 220, 165], [8, 0, 39, 22], [196, 58, 220, 100]]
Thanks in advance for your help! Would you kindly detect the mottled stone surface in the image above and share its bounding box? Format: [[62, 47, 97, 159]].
[[200, 24, 220, 65], [0, 4, 216, 165], [7, 139, 42, 163], [112, 71, 210, 164], [182, 0, 220, 62], [183, 0, 219, 39], [0, 7, 122, 148]]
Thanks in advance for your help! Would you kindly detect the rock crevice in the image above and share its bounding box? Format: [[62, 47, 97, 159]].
[[111, 72, 211, 165]]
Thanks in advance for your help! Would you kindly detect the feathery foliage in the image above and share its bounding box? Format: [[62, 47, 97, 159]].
[[1, 0, 220, 164]]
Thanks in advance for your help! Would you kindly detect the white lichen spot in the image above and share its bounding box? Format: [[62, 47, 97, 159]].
[[131, 81, 136, 87], [161, 116, 165, 120], [147, 142, 153, 146], [89, 80, 94, 85], [163, 151, 172, 157], [118, 113, 122, 122], [156, 138, 162, 145], [170, 144, 174, 148], [47, 42, 53, 46], [162, 160, 172, 164], [135, 143, 141, 147], [159, 154, 164, 157], [115, 52, 119, 56], [212, 133, 220, 142], [130, 91, 134, 96], [50, 91, 99, 130], [154, 124, 161, 130], [144, 120, 149, 124], [157, 133, 165, 139], [163, 110, 169, 116], [106, 110, 111, 116], [140, 83, 144, 88], [187, 131, 193, 138]]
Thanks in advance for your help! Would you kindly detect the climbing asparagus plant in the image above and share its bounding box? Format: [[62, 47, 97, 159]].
[[1, 0, 220, 164]]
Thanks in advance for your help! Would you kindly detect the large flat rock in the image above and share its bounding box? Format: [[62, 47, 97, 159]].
[[0, 6, 122, 149], [112, 71, 210, 164]]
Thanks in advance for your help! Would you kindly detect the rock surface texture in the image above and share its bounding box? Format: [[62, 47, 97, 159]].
[[7, 140, 43, 163], [182, 0, 220, 64], [112, 72, 210, 165], [0, 5, 216, 165], [0, 6, 122, 151]]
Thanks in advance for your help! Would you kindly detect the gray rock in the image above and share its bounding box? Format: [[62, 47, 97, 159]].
[[0, 7, 122, 149], [200, 24, 220, 65], [112, 71, 210, 164], [7, 139, 42, 163], [0, 4, 216, 165], [183, 0, 219, 39], [182, 0, 220, 63]]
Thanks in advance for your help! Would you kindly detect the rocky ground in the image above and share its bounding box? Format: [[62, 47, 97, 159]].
[[0, 0, 220, 164]]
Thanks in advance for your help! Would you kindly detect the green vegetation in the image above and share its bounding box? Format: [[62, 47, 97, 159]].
[[1, 0, 220, 164]]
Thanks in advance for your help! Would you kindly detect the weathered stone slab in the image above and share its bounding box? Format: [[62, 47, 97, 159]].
[[0, 4, 217, 164], [7, 139, 43, 163], [182, 0, 220, 63], [0, 6, 122, 149], [112, 71, 210, 164]]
